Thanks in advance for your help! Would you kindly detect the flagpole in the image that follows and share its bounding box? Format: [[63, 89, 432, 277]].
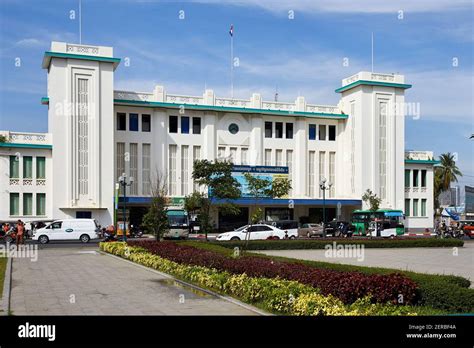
[[79, 0, 82, 44], [230, 30, 234, 98], [371, 32, 374, 72]]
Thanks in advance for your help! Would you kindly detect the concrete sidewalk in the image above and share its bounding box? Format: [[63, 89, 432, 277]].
[[10, 247, 260, 315]]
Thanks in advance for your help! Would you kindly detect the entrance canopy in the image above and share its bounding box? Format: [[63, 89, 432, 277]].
[[211, 198, 362, 206]]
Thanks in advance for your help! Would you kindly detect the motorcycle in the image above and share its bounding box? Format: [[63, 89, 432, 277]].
[[130, 225, 143, 238]]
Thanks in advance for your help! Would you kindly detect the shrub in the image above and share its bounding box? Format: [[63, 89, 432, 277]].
[[100, 242, 418, 316], [126, 240, 418, 305], [214, 238, 464, 250], [184, 240, 474, 314]]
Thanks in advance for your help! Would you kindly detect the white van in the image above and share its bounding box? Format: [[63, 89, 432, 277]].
[[32, 219, 100, 244]]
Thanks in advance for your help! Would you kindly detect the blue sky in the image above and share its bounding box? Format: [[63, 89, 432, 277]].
[[0, 0, 473, 188]]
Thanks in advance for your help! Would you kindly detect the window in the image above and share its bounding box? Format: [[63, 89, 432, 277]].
[[241, 148, 248, 165], [421, 199, 427, 216], [142, 144, 151, 195], [23, 193, 32, 216], [142, 114, 151, 132], [275, 149, 283, 166], [421, 170, 427, 187], [36, 193, 46, 216], [308, 124, 316, 140], [76, 211, 92, 219], [169, 116, 178, 133], [405, 199, 410, 217], [181, 145, 189, 195], [319, 125, 326, 140], [116, 142, 125, 182], [413, 170, 419, 187], [129, 143, 138, 195], [319, 152, 325, 197], [229, 147, 237, 164], [193, 146, 201, 191], [9, 156, 19, 178], [77, 78, 89, 196], [117, 113, 126, 131], [23, 156, 33, 178], [129, 113, 139, 131], [329, 125, 336, 141], [264, 149, 272, 166], [218, 147, 226, 159], [192, 117, 201, 134], [265, 122, 272, 138], [379, 101, 387, 199], [308, 151, 315, 197], [275, 122, 283, 138], [181, 116, 190, 134], [329, 152, 335, 197], [10, 193, 19, 216], [50, 221, 62, 229], [405, 170, 410, 188], [36, 157, 46, 179], [168, 145, 177, 195], [413, 199, 419, 217], [350, 101, 356, 194], [286, 150, 293, 194], [286, 123, 293, 139]]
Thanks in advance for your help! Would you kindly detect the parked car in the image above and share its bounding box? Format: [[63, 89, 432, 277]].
[[216, 224, 288, 241], [32, 219, 100, 244], [298, 223, 324, 238], [267, 220, 298, 239], [460, 220, 474, 239]]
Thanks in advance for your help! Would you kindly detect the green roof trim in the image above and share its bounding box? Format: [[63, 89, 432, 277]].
[[405, 159, 440, 165], [41, 97, 49, 105], [42, 51, 121, 70], [113, 99, 349, 119], [0, 143, 52, 150], [335, 80, 412, 93]]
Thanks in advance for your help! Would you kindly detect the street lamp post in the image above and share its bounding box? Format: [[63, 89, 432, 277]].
[[319, 178, 333, 238], [118, 172, 134, 242]]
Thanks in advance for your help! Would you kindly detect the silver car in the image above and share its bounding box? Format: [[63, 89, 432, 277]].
[[298, 223, 324, 238]]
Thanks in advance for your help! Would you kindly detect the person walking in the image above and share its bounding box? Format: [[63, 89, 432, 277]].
[[16, 220, 25, 246]]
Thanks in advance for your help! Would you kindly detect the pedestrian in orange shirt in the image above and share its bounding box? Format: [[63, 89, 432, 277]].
[[16, 220, 24, 246]]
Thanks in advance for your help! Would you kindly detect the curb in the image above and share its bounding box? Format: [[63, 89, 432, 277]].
[[99, 250, 271, 316], [1, 257, 12, 316]]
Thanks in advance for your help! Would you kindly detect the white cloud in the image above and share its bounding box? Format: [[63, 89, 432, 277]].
[[15, 38, 44, 47]]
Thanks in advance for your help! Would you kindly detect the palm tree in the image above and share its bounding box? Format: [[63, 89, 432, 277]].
[[437, 153, 463, 191], [434, 153, 462, 209]]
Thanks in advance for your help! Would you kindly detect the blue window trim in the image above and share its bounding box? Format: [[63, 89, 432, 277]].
[[129, 113, 139, 131], [181, 116, 190, 134]]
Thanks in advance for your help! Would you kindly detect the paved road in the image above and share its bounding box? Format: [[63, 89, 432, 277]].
[[255, 240, 474, 283], [10, 246, 260, 315]]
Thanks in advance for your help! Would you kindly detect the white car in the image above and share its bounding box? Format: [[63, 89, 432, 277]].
[[33, 219, 100, 244], [216, 224, 289, 241]]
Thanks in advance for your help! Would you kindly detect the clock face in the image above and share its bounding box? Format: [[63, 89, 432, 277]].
[[228, 123, 239, 134]]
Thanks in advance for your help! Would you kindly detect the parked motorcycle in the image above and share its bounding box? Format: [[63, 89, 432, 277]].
[[130, 225, 143, 238]]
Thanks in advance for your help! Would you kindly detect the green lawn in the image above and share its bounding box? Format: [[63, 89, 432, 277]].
[[0, 257, 7, 299]]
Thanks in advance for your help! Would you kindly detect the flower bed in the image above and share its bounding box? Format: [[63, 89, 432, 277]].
[[100, 242, 420, 315], [126, 240, 419, 305]]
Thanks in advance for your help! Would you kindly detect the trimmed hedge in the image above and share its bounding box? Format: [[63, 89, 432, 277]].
[[100, 242, 423, 315], [184, 241, 474, 313], [214, 238, 464, 250], [128, 240, 418, 305]]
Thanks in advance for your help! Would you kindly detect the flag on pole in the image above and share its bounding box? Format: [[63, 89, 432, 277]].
[[229, 24, 234, 37]]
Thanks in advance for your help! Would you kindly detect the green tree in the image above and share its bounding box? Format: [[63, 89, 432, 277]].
[[362, 189, 382, 212], [434, 152, 463, 210], [0, 135, 8, 143], [243, 172, 291, 246], [191, 159, 242, 240], [142, 171, 169, 241]]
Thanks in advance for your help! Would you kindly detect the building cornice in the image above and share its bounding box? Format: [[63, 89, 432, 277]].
[[335, 80, 412, 93]]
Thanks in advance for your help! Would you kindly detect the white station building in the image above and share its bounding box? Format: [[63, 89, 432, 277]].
[[0, 41, 438, 232]]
